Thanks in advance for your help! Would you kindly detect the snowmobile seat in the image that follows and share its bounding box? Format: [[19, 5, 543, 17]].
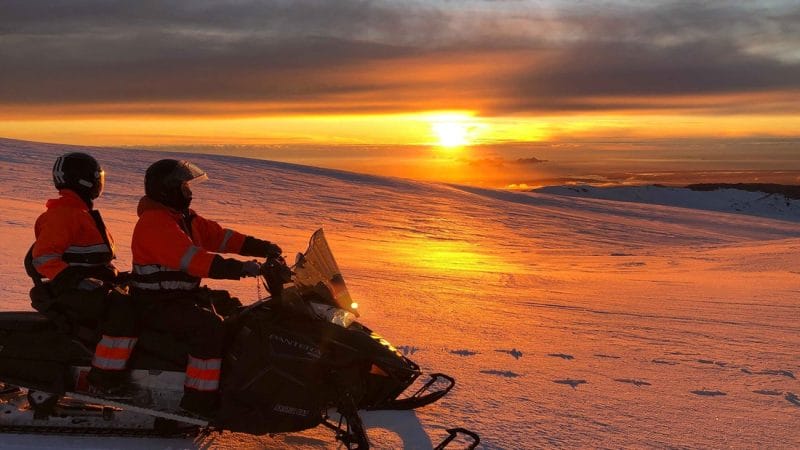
[[27, 285, 100, 343], [0, 311, 55, 332]]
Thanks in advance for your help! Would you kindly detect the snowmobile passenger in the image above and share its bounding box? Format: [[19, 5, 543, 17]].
[[130, 159, 282, 418], [28, 152, 138, 392]]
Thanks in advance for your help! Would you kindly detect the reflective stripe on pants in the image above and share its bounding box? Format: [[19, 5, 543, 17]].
[[92, 335, 138, 371], [185, 355, 221, 391]]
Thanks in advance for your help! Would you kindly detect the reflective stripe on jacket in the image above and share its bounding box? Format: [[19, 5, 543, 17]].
[[131, 196, 247, 293], [32, 190, 116, 280]]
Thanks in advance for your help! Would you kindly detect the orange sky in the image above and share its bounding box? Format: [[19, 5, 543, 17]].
[[1, 1, 799, 186], [2, 107, 799, 147]]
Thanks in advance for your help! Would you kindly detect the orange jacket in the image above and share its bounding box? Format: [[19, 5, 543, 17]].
[[32, 189, 116, 281], [131, 196, 247, 292]]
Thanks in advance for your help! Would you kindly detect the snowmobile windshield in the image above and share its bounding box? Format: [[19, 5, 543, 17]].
[[292, 229, 359, 317]]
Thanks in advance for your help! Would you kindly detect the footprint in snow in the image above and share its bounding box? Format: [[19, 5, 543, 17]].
[[450, 349, 478, 357], [495, 349, 523, 360], [753, 390, 783, 396], [396, 345, 420, 356], [619, 262, 646, 267], [553, 379, 586, 389], [786, 392, 800, 407], [548, 353, 574, 360], [766, 369, 794, 379], [741, 368, 795, 379], [480, 370, 520, 378], [614, 378, 651, 387], [691, 389, 726, 397], [696, 359, 728, 367], [652, 359, 679, 366]]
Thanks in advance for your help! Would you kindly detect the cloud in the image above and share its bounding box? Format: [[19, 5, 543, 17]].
[[464, 155, 547, 169], [515, 157, 547, 165], [1, 0, 799, 117]]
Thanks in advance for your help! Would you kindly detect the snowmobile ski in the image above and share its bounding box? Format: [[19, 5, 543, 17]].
[[434, 427, 481, 450], [367, 373, 455, 411]]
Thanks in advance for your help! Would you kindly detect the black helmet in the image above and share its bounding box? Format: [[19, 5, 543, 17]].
[[52, 152, 105, 200], [145, 159, 207, 210]]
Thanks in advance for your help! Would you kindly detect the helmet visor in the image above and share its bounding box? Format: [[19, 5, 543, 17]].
[[166, 161, 208, 187], [93, 169, 105, 198]]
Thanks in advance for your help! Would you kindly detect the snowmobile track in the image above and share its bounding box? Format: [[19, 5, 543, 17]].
[[65, 392, 209, 426], [0, 423, 201, 438]]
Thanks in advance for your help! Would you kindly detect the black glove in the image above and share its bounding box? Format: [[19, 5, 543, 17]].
[[50, 264, 117, 293], [262, 256, 293, 297], [265, 242, 282, 258], [51, 267, 89, 295], [78, 277, 105, 291], [92, 264, 119, 282], [241, 260, 261, 277], [241, 236, 282, 258], [207, 290, 243, 317]]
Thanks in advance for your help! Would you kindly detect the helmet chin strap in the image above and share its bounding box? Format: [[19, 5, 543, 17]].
[[158, 187, 192, 211], [65, 187, 95, 209]]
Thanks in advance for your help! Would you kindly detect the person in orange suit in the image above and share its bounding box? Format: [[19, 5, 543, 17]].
[[131, 159, 282, 417], [29, 152, 137, 392]]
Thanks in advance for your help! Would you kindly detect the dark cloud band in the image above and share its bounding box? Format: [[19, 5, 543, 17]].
[[1, 0, 798, 116]]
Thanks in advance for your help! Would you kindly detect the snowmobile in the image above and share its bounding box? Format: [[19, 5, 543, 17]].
[[0, 229, 479, 449]]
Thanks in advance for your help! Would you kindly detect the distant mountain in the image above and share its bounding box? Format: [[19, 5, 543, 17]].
[[686, 183, 800, 200], [535, 184, 800, 223]]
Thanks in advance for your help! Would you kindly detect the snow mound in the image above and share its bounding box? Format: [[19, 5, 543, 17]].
[[535, 184, 800, 222]]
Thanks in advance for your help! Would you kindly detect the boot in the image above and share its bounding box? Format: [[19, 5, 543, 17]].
[[180, 388, 219, 419], [86, 367, 133, 397]]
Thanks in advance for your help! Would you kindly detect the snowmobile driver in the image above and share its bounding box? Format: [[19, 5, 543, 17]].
[[130, 159, 282, 418], [28, 152, 138, 392]]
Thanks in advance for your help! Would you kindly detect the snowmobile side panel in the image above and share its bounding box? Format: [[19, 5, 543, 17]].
[[218, 306, 327, 435], [0, 311, 55, 331], [0, 314, 92, 393]]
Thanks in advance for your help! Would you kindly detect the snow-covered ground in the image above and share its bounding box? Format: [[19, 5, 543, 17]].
[[1, 137, 799, 449]]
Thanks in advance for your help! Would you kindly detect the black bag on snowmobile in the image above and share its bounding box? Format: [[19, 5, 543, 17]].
[[218, 304, 328, 434]]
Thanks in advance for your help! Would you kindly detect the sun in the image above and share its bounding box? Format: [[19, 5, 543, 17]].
[[433, 121, 470, 148], [429, 114, 474, 149]]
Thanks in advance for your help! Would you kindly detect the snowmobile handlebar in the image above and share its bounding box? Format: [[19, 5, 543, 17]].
[[115, 271, 131, 285], [259, 255, 293, 297]]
